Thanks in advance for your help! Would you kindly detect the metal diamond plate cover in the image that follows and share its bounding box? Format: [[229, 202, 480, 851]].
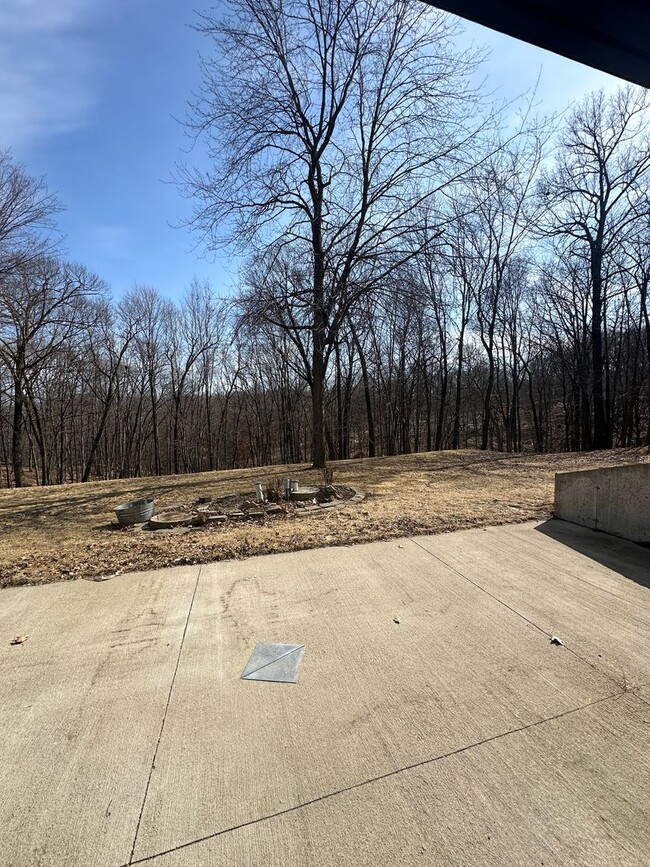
[[241, 642, 306, 683]]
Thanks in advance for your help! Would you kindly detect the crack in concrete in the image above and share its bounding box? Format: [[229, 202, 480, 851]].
[[127, 566, 203, 865], [124, 690, 625, 865], [635, 688, 650, 709]]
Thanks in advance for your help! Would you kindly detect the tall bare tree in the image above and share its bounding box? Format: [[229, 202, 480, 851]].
[[80, 301, 136, 482], [451, 127, 546, 450], [180, 0, 482, 466], [165, 279, 224, 474], [540, 86, 650, 449], [121, 287, 171, 476]]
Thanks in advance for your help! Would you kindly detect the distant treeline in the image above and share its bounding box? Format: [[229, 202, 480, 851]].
[[1, 75, 650, 485]]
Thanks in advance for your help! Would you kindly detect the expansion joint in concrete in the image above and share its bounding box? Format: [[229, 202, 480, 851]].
[[408, 536, 626, 691], [127, 566, 203, 865], [125, 690, 625, 866]]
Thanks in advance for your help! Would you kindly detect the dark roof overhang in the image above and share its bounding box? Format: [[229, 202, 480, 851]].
[[423, 1, 650, 88]]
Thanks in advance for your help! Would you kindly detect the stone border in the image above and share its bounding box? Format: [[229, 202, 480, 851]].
[[110, 487, 365, 534], [293, 487, 365, 517]]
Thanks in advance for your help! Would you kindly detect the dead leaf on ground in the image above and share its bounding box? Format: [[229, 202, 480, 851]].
[[10, 635, 28, 645]]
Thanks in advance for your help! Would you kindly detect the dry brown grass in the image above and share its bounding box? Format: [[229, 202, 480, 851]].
[[1, 447, 647, 588]]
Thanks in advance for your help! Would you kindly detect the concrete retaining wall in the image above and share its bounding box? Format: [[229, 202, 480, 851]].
[[554, 463, 650, 543]]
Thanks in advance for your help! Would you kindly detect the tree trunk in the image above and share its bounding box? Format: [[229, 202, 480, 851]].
[[452, 328, 466, 450], [149, 369, 161, 475], [481, 345, 495, 451], [173, 395, 182, 475], [204, 374, 214, 471], [351, 323, 375, 458], [11, 373, 25, 487], [590, 249, 610, 449], [83, 383, 116, 482], [434, 356, 448, 451], [311, 345, 326, 468], [311, 232, 327, 467]]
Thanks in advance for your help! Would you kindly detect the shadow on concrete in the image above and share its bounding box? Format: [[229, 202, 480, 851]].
[[535, 518, 650, 590]]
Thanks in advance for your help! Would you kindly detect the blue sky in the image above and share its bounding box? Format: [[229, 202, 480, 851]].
[[0, 0, 626, 301]]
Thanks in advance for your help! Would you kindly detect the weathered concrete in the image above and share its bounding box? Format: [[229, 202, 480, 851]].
[[0, 566, 200, 867], [1, 522, 648, 867], [140, 694, 650, 867], [414, 519, 650, 688], [555, 462, 650, 542], [131, 540, 615, 861]]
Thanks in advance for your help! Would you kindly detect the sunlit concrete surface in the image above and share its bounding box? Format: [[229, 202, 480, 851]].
[[1, 521, 648, 867]]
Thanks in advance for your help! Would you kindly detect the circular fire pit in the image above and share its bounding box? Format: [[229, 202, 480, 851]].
[[290, 488, 319, 502], [148, 512, 192, 530], [111, 482, 361, 535]]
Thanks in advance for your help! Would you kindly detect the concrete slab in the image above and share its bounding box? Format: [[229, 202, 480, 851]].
[[0, 566, 199, 867], [131, 538, 616, 860], [136, 693, 650, 867], [413, 520, 650, 687], [1, 521, 648, 867]]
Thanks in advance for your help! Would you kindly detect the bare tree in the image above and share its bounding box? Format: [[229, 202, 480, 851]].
[[180, 0, 482, 466], [452, 127, 546, 450], [165, 279, 224, 474], [3, 81, 650, 487], [80, 301, 136, 482], [540, 85, 650, 449], [444, 210, 477, 449], [624, 217, 650, 444], [0, 258, 104, 486], [0, 150, 61, 275], [121, 287, 171, 476]]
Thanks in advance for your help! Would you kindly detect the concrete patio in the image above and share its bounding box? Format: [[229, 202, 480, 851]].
[[1, 520, 648, 866]]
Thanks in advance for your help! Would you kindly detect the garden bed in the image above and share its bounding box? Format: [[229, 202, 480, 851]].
[[0, 448, 647, 587]]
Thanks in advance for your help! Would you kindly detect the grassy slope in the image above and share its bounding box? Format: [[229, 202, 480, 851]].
[[1, 447, 647, 588]]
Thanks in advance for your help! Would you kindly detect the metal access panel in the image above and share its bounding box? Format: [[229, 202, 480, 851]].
[[241, 642, 306, 683]]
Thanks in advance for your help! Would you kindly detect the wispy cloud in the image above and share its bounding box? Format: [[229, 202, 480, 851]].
[[0, 0, 103, 151]]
